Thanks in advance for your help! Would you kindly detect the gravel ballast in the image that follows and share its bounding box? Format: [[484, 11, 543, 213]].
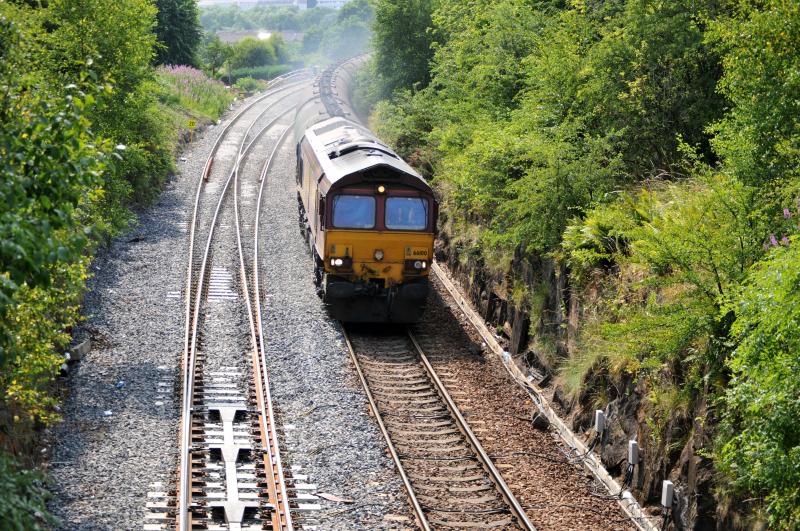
[[45, 109, 219, 529], [416, 275, 636, 530], [47, 83, 410, 530], [257, 123, 412, 530]]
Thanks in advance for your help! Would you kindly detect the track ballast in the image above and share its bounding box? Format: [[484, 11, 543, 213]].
[[344, 327, 536, 530]]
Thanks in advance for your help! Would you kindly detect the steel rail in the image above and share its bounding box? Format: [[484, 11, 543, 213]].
[[343, 327, 537, 530], [234, 106, 298, 531], [185, 70, 307, 360], [178, 76, 307, 531], [251, 119, 299, 530], [407, 330, 537, 531], [341, 327, 433, 531]]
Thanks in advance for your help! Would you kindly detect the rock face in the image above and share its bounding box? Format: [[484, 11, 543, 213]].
[[436, 231, 723, 530]]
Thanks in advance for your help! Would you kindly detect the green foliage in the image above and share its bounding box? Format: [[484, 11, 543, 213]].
[[718, 237, 800, 526], [201, 35, 232, 77], [574, 0, 723, 174], [198, 1, 372, 64], [229, 36, 285, 69], [0, 14, 109, 313], [0, 0, 221, 461], [373, 0, 436, 96], [0, 452, 57, 530], [44, 0, 157, 107], [366, 0, 800, 523], [154, 0, 202, 67], [317, 17, 371, 61], [351, 59, 383, 122], [709, 0, 800, 186], [229, 64, 292, 82], [562, 175, 766, 391], [632, 177, 763, 304], [300, 0, 374, 62], [41, 0, 176, 206], [561, 194, 642, 281], [2, 260, 87, 427], [371, 0, 727, 259], [233, 76, 264, 94], [0, 2, 233, 522], [200, 4, 335, 33]]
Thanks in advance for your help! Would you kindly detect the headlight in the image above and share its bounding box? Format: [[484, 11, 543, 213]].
[[374, 249, 384, 261], [334, 258, 344, 267], [414, 260, 426, 270]]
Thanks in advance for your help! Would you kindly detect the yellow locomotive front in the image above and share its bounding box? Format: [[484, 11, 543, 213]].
[[322, 182, 435, 321], [296, 117, 437, 323]]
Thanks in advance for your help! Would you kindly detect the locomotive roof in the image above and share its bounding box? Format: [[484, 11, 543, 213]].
[[303, 117, 428, 190]]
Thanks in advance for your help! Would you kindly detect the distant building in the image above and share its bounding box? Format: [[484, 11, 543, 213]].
[[314, 0, 348, 7], [198, 0, 308, 8], [216, 29, 305, 43], [197, 0, 354, 9]]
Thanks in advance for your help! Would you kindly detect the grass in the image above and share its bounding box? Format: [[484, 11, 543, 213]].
[[155, 65, 234, 121]]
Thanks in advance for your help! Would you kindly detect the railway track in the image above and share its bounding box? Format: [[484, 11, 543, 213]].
[[343, 327, 537, 531], [171, 72, 309, 531]]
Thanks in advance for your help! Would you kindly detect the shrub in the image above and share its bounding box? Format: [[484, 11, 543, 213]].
[[1, 260, 87, 430], [561, 174, 766, 395], [0, 452, 57, 530], [234, 76, 264, 94], [719, 237, 800, 527], [229, 36, 278, 69], [228, 64, 291, 82]]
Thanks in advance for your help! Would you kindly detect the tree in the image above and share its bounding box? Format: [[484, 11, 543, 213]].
[[45, 0, 173, 205], [155, 0, 202, 66], [229, 37, 277, 69], [202, 35, 231, 77], [0, 15, 108, 311], [338, 0, 372, 23], [709, 0, 800, 186], [373, 0, 436, 95]]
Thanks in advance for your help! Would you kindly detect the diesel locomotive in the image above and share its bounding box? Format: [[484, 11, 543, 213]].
[[294, 64, 437, 323]]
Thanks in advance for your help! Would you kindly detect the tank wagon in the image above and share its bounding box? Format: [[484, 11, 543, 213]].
[[294, 61, 437, 323]]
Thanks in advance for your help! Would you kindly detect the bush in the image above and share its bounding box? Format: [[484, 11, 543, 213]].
[[0, 453, 57, 530], [561, 174, 766, 402], [1, 260, 87, 430], [719, 237, 800, 527], [229, 36, 280, 69], [234, 76, 265, 94], [229, 64, 291, 82]]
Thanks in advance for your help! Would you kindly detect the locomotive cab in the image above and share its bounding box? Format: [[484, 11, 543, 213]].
[[296, 117, 437, 323]]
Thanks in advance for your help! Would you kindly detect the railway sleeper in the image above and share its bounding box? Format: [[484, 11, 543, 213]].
[[417, 494, 502, 507], [389, 427, 461, 437], [428, 518, 514, 529], [414, 483, 495, 493]]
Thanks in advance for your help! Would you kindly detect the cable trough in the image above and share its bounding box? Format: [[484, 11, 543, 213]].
[[343, 326, 537, 531]]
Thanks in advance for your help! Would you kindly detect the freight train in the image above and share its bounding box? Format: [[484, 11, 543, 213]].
[[294, 61, 437, 323]]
